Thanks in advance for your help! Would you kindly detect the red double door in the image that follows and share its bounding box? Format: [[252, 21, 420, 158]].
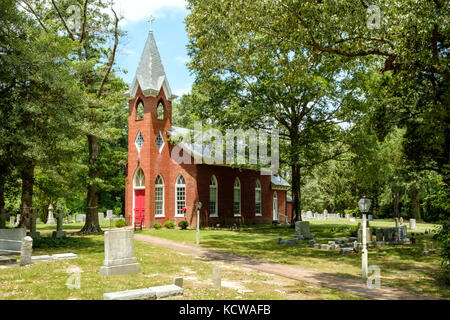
[[134, 189, 145, 225]]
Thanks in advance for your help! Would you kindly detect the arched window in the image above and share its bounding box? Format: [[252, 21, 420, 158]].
[[157, 101, 164, 120], [209, 176, 218, 217], [136, 100, 144, 120], [155, 175, 164, 217], [233, 178, 241, 216], [134, 168, 145, 189], [255, 180, 261, 216], [175, 175, 186, 217]]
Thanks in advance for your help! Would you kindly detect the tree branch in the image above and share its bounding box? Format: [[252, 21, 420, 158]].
[[51, 0, 76, 41], [97, 7, 119, 99], [20, 1, 49, 33], [79, 0, 89, 44]]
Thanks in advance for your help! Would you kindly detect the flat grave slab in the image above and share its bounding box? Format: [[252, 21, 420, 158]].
[[103, 284, 183, 300], [0, 256, 17, 265]]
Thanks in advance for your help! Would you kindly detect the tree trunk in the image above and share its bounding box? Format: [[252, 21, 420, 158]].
[[80, 134, 102, 234], [394, 193, 400, 218], [412, 197, 421, 221], [19, 160, 35, 229], [291, 163, 302, 226], [0, 173, 5, 229]]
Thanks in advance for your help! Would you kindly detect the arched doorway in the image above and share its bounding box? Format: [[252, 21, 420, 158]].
[[133, 168, 145, 226]]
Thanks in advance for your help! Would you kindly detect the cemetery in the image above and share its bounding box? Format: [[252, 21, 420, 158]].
[[0, 0, 448, 305]]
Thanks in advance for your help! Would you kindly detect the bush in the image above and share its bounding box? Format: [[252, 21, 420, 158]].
[[153, 222, 162, 229], [436, 220, 450, 284], [178, 220, 188, 230], [115, 219, 126, 228], [164, 221, 175, 229]]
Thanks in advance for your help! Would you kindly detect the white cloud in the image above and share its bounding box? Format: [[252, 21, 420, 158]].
[[174, 86, 191, 97], [113, 0, 187, 25], [175, 56, 190, 65]]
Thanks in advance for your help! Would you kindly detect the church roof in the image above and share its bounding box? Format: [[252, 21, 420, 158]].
[[271, 174, 291, 188], [127, 32, 177, 101], [167, 126, 290, 188]]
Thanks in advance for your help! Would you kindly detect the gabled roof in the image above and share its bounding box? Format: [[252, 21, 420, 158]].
[[128, 32, 177, 101], [271, 174, 291, 189], [167, 126, 290, 188]]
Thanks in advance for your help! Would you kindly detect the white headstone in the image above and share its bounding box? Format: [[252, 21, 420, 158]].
[[98, 212, 104, 224], [99, 230, 141, 276], [20, 236, 33, 266], [47, 205, 55, 225], [409, 219, 416, 230]]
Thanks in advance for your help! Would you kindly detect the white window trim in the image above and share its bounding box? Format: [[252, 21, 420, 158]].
[[135, 131, 144, 153], [209, 175, 218, 217], [255, 180, 262, 216], [155, 175, 165, 217], [273, 191, 278, 220], [156, 131, 165, 154], [175, 175, 186, 218], [133, 168, 145, 189], [234, 178, 241, 217]]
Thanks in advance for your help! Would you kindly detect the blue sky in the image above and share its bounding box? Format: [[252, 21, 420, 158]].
[[114, 0, 193, 97]]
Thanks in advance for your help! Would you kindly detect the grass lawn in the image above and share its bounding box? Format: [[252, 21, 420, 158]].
[[0, 234, 362, 300], [35, 221, 121, 232], [140, 219, 449, 299]]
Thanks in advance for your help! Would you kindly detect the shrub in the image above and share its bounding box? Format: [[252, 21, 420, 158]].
[[115, 219, 126, 228], [178, 220, 188, 230], [165, 221, 175, 229], [436, 220, 450, 283], [153, 222, 162, 229]]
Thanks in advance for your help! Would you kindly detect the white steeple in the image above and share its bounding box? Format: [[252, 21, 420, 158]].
[[128, 26, 177, 101]]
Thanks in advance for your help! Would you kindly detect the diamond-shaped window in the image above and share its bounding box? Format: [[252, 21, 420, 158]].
[[135, 131, 144, 152], [156, 131, 164, 153]]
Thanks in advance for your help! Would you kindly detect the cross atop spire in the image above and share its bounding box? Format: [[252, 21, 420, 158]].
[[149, 16, 155, 33]]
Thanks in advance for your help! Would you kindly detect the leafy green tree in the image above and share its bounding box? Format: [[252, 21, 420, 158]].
[[0, 0, 85, 227], [185, 1, 365, 224], [20, 0, 125, 233]]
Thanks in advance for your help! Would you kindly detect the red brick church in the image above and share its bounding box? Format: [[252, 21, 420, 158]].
[[124, 30, 290, 228]]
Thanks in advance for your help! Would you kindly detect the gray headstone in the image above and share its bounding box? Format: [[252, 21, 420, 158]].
[[9, 216, 15, 227], [99, 230, 141, 276], [174, 277, 183, 288], [368, 214, 373, 221], [376, 228, 383, 242], [28, 210, 40, 240], [212, 267, 221, 289], [20, 236, 33, 266], [0, 228, 27, 255], [295, 221, 312, 239], [98, 212, 104, 224]]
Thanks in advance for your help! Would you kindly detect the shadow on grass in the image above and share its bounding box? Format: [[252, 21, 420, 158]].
[[32, 234, 104, 254]]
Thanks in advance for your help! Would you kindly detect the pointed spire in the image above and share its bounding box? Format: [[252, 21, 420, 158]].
[[129, 26, 177, 101]]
